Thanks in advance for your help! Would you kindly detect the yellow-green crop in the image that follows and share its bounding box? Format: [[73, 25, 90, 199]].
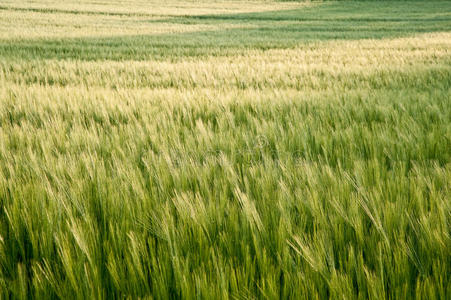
[[0, 0, 450, 298]]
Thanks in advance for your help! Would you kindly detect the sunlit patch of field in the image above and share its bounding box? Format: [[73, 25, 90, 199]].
[[0, 0, 308, 39], [0, 1, 450, 299], [0, 0, 307, 16]]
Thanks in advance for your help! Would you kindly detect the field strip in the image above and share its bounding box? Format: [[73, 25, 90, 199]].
[[0, 1, 309, 17]]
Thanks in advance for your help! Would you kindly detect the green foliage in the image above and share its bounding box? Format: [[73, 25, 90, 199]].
[[0, 1, 450, 298]]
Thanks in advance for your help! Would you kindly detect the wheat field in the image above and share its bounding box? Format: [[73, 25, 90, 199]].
[[0, 0, 450, 298]]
